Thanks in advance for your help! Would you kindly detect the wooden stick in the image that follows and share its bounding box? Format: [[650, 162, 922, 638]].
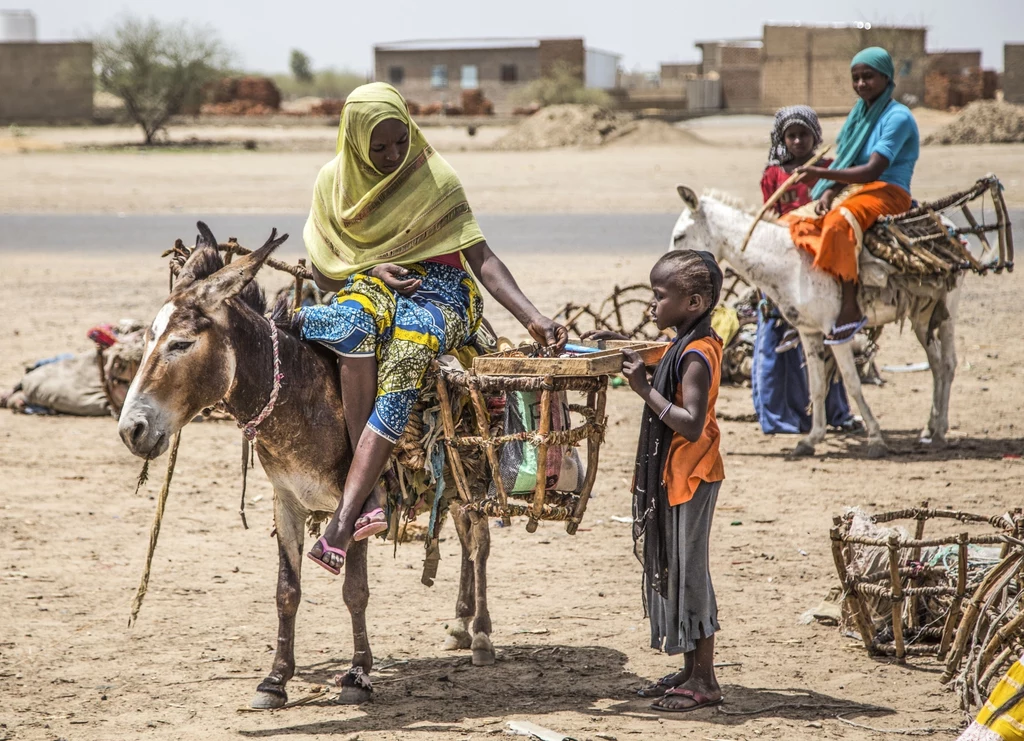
[[926, 209, 983, 272], [830, 522, 876, 652], [991, 184, 1008, 271], [906, 502, 928, 631], [466, 373, 509, 515], [567, 380, 607, 536], [433, 373, 473, 504], [293, 258, 306, 313], [887, 533, 906, 662], [938, 532, 969, 660], [527, 378, 554, 533], [961, 204, 994, 264], [942, 552, 1023, 683], [740, 144, 831, 253], [128, 431, 182, 627]]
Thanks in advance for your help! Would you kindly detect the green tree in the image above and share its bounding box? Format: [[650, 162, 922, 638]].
[[290, 49, 314, 83], [96, 16, 231, 144], [512, 61, 612, 108]]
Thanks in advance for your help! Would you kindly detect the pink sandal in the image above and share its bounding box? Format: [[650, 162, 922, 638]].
[[353, 508, 388, 541], [307, 536, 346, 575]]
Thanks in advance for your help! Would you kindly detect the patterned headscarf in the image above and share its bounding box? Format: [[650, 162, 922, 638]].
[[766, 105, 823, 167]]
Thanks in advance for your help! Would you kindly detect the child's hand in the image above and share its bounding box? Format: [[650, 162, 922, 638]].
[[621, 348, 650, 395]]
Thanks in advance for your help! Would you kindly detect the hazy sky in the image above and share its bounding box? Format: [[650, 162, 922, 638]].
[[27, 0, 1023, 73]]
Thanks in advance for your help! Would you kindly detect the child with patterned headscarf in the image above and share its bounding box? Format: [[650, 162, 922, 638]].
[[760, 105, 831, 216], [752, 105, 859, 435]]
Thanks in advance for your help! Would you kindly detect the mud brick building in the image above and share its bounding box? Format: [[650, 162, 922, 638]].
[[1006, 44, 1024, 104], [373, 37, 620, 115], [0, 41, 93, 123]]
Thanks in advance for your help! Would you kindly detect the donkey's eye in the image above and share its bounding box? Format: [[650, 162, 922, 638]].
[[166, 339, 194, 353]]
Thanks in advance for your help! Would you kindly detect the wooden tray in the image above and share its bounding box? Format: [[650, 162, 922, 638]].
[[472, 340, 668, 377]]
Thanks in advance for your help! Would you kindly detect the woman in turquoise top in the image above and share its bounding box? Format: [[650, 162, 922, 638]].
[[788, 47, 920, 344]]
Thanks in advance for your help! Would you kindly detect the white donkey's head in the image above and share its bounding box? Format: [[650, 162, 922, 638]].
[[117, 222, 288, 459], [669, 185, 717, 258]]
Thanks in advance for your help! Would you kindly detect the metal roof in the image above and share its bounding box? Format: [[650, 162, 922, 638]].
[[375, 38, 544, 52]]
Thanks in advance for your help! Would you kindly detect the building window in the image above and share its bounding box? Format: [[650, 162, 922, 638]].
[[431, 64, 448, 89], [500, 64, 518, 83], [461, 64, 479, 89], [388, 66, 404, 85]]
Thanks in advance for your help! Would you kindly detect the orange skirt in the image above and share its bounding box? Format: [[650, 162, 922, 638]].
[[784, 182, 912, 283]]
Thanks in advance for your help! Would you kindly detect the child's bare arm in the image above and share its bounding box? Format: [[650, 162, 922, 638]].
[[621, 349, 710, 443]]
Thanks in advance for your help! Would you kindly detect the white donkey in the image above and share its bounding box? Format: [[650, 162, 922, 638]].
[[670, 186, 962, 458]]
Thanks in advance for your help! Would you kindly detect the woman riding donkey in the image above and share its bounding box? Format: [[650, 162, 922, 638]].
[[786, 46, 920, 345], [300, 82, 566, 573]]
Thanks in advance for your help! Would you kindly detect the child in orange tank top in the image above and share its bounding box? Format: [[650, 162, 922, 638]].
[[621, 249, 726, 713]]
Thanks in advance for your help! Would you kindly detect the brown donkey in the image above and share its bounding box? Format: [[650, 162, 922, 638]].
[[118, 223, 495, 709]]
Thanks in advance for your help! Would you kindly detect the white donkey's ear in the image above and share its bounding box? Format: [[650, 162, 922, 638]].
[[676, 185, 699, 211]]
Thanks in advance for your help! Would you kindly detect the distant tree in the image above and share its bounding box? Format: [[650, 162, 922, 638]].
[[512, 61, 611, 108], [290, 49, 314, 83], [96, 16, 231, 144]]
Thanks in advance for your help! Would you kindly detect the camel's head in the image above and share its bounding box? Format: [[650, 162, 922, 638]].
[[669, 185, 713, 256], [117, 222, 288, 459]]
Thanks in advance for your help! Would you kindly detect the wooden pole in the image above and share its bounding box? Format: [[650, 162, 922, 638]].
[[433, 373, 473, 504], [294, 258, 306, 312], [526, 377, 553, 533], [906, 502, 928, 631], [466, 373, 510, 516], [887, 533, 906, 662], [567, 379, 607, 535], [740, 144, 831, 253], [960, 203, 993, 264], [938, 532, 969, 660], [830, 521, 876, 652]]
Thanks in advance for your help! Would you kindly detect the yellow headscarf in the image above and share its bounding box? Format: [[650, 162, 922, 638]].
[[303, 82, 485, 280]]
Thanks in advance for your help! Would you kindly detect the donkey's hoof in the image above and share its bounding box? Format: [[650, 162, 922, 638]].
[[471, 634, 495, 666], [794, 440, 816, 457], [443, 623, 472, 650], [918, 431, 947, 449], [335, 684, 373, 705], [251, 680, 288, 709], [867, 440, 889, 459]]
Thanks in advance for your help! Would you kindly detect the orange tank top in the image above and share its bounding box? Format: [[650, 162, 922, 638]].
[[663, 335, 725, 506]]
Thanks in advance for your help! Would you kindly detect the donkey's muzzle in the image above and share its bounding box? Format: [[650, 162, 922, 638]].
[[118, 406, 169, 459]]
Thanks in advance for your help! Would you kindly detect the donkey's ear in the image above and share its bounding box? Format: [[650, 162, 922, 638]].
[[676, 185, 699, 211], [196, 228, 290, 307], [196, 221, 218, 249]]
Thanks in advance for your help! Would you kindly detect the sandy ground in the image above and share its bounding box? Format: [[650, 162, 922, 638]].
[[1, 244, 1022, 741], [3, 113, 1024, 214], [2, 118, 1023, 740]]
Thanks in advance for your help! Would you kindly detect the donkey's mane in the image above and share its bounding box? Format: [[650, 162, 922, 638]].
[[701, 188, 757, 215]]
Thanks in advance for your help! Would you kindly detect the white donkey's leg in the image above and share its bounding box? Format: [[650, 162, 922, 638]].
[[795, 331, 829, 457], [831, 340, 886, 458], [912, 295, 958, 446]]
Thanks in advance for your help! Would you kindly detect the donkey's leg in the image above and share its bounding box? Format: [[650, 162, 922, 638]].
[[831, 340, 886, 458], [467, 509, 495, 667], [252, 492, 305, 709], [336, 537, 373, 704], [444, 503, 475, 651], [795, 331, 829, 457], [912, 298, 958, 446]]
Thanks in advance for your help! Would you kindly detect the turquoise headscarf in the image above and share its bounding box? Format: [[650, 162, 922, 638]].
[[811, 47, 896, 199]]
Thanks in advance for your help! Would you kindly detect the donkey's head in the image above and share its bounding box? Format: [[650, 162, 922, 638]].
[[118, 222, 288, 459], [669, 185, 714, 254]]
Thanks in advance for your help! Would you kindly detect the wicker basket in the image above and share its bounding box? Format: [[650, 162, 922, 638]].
[[830, 504, 1022, 663]]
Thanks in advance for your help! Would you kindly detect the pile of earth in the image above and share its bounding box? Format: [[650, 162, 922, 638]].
[[492, 104, 694, 150], [925, 100, 1024, 145]]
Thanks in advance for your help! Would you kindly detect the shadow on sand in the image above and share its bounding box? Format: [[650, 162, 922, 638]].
[[237, 644, 895, 737]]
